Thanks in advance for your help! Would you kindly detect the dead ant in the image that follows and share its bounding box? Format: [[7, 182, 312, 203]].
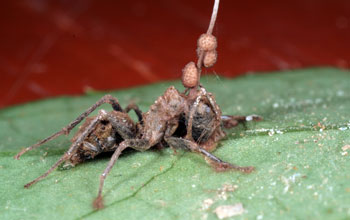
[[14, 0, 262, 209]]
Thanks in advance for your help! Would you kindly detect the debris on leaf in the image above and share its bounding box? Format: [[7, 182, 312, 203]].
[[217, 184, 238, 200], [342, 145, 350, 151], [200, 184, 239, 212], [201, 198, 214, 210], [214, 203, 245, 219], [341, 145, 350, 156]]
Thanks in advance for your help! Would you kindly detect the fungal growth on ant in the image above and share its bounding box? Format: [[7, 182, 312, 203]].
[[14, 0, 262, 210]]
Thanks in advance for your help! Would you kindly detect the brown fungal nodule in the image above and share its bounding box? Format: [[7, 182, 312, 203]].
[[203, 50, 218, 68], [198, 33, 217, 51], [182, 62, 199, 88]]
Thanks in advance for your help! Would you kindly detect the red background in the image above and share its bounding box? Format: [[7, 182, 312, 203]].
[[1, 0, 349, 108]]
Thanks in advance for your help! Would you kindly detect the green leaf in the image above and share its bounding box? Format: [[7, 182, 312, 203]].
[[1, 68, 350, 220]]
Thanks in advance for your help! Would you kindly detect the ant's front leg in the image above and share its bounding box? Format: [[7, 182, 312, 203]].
[[221, 115, 263, 129], [14, 94, 123, 159], [165, 137, 254, 173]]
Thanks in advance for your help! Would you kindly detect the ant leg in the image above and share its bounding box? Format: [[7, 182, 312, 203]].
[[93, 142, 128, 210], [165, 137, 254, 173], [93, 138, 151, 210], [164, 120, 181, 154], [124, 103, 143, 123], [199, 87, 221, 121], [221, 115, 263, 129], [24, 110, 108, 188], [199, 87, 262, 127], [24, 154, 68, 188], [14, 94, 123, 159], [186, 90, 205, 140]]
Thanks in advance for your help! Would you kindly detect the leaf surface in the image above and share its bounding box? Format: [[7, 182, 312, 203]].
[[1, 68, 350, 220]]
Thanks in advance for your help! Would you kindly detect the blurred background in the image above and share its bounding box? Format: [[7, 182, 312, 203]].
[[0, 0, 349, 108]]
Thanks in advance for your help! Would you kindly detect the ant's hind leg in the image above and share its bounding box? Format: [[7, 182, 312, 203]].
[[15, 95, 123, 159], [24, 110, 108, 188], [165, 137, 254, 173], [221, 115, 263, 129]]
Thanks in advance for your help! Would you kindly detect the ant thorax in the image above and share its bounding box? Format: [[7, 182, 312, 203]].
[[141, 86, 185, 145]]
